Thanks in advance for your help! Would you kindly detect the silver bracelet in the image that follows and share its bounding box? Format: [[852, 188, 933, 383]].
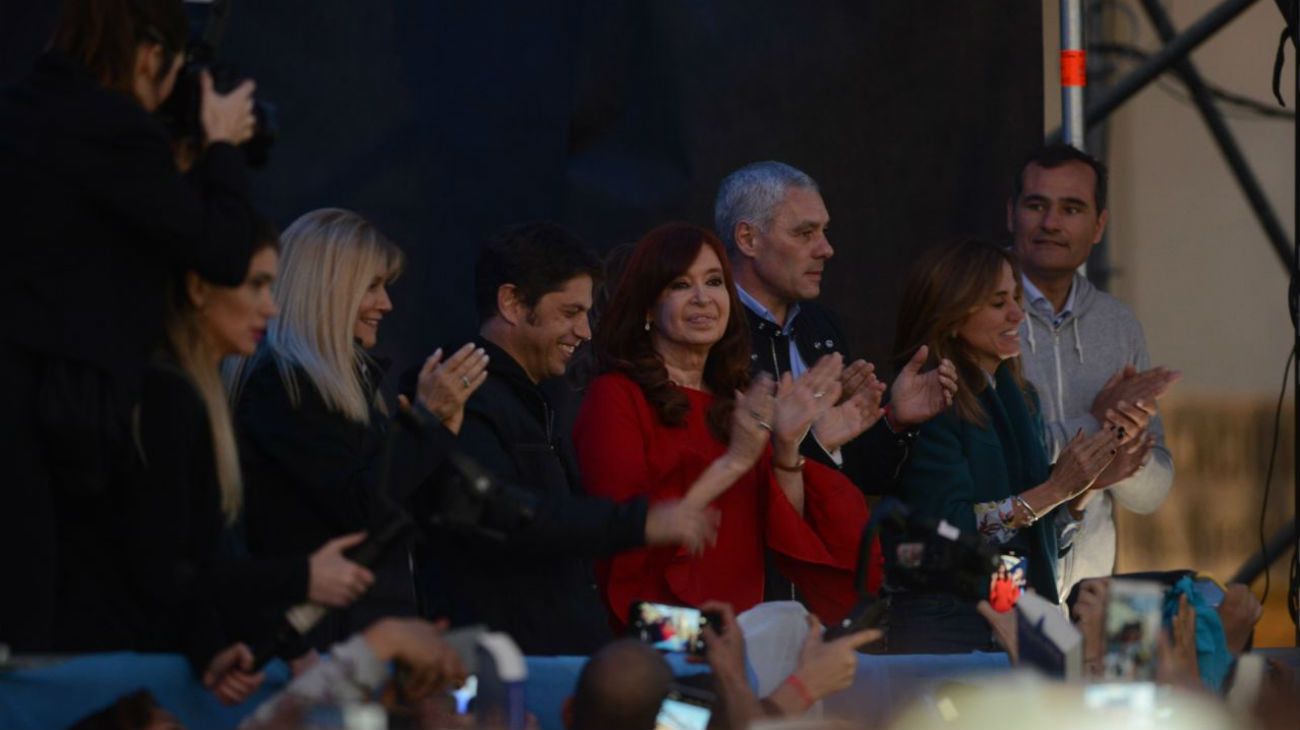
[[1012, 494, 1039, 526]]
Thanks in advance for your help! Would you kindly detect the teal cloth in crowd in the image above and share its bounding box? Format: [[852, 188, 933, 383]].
[[1163, 575, 1232, 692]]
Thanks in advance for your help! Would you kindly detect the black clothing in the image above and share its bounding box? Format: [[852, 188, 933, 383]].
[[236, 349, 456, 651], [0, 51, 255, 379], [0, 51, 255, 649], [741, 302, 914, 494], [742, 300, 915, 604], [413, 338, 648, 655], [52, 362, 307, 672]]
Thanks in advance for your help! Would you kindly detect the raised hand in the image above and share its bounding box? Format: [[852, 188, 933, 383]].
[[838, 359, 876, 404], [403, 343, 489, 434], [773, 354, 843, 451], [1092, 430, 1156, 490], [1048, 427, 1120, 500], [363, 618, 468, 697], [1071, 577, 1109, 678], [812, 377, 885, 452], [725, 374, 776, 472], [644, 500, 721, 555], [200, 72, 257, 146], [1090, 364, 1181, 427], [889, 345, 958, 428]]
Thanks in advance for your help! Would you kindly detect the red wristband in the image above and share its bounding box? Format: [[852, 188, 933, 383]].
[[784, 673, 815, 708]]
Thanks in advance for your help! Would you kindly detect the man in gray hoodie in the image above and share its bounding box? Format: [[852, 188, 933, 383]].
[[1009, 144, 1181, 595]]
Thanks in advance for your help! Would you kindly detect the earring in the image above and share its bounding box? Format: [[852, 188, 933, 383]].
[[644, 320, 652, 332]]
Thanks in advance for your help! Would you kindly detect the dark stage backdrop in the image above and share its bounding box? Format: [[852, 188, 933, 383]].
[[4, 1, 1043, 380]]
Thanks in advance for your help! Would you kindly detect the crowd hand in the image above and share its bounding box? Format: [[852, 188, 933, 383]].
[[400, 343, 489, 435], [773, 354, 843, 448], [308, 532, 376, 608], [644, 500, 720, 555], [726, 374, 777, 471], [976, 600, 1019, 663], [199, 71, 257, 147], [695, 601, 747, 680], [813, 371, 884, 453], [203, 643, 265, 706], [1048, 427, 1119, 500], [364, 618, 468, 698], [888, 345, 958, 427], [787, 616, 880, 703], [1071, 577, 1108, 678], [1102, 399, 1156, 445], [1217, 583, 1263, 655], [1090, 431, 1156, 491], [1156, 594, 1203, 692], [1089, 364, 1181, 427]]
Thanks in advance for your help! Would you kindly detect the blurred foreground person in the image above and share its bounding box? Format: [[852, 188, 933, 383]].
[[0, 0, 259, 649]]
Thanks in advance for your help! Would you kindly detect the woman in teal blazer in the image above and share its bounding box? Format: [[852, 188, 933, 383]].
[[886, 240, 1119, 654]]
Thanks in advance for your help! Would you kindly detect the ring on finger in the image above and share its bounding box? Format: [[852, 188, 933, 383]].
[[813, 391, 826, 399], [460, 375, 471, 388]]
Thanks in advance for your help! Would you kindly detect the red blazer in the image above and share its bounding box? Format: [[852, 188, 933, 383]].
[[574, 373, 878, 630]]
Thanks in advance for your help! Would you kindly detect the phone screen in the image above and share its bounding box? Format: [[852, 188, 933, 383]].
[[655, 688, 713, 730], [1103, 580, 1164, 681], [630, 602, 709, 654], [988, 552, 1028, 613]]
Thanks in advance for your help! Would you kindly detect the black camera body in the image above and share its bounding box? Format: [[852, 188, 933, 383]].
[[884, 510, 1000, 602], [156, 1, 277, 167]]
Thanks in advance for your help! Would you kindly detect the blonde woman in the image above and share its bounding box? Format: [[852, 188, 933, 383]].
[[234, 208, 486, 649]]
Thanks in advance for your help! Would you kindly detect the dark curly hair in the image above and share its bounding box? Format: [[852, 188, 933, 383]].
[[595, 223, 752, 441]]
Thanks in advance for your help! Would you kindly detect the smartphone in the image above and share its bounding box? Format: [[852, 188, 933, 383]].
[[628, 601, 721, 655], [988, 552, 1028, 613], [654, 684, 715, 730], [1103, 579, 1164, 681]]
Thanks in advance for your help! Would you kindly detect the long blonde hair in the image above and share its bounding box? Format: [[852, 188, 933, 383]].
[[266, 208, 404, 424], [165, 225, 281, 523]]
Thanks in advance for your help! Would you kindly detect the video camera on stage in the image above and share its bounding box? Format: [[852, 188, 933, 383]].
[[157, 0, 278, 167], [825, 499, 1001, 641]]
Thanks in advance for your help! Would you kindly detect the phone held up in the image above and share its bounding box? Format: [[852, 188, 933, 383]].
[[629, 601, 723, 656]]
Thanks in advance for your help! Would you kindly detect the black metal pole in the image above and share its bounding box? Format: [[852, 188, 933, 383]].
[[1047, 0, 1261, 141], [1138, 0, 1296, 272]]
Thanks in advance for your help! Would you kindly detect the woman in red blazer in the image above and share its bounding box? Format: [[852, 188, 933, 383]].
[[574, 223, 878, 631]]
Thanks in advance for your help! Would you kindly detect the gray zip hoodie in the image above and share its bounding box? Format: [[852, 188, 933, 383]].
[[1018, 272, 1174, 594]]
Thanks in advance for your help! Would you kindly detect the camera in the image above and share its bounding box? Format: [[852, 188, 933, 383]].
[[156, 0, 277, 167]]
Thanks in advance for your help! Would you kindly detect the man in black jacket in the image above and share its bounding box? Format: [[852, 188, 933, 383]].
[[421, 222, 716, 655], [715, 161, 957, 492], [715, 162, 957, 602]]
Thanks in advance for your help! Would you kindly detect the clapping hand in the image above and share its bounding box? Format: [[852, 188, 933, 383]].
[[773, 354, 843, 450], [1049, 427, 1120, 500], [812, 363, 885, 452], [726, 373, 777, 471], [1090, 364, 1180, 437], [398, 343, 489, 435], [888, 346, 958, 428]]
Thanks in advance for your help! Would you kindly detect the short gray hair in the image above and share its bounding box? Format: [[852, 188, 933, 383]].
[[714, 161, 819, 256]]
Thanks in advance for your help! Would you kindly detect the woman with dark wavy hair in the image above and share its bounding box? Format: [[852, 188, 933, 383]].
[[574, 222, 871, 628]]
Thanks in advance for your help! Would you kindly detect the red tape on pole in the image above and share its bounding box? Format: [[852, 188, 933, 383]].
[[1061, 49, 1087, 87]]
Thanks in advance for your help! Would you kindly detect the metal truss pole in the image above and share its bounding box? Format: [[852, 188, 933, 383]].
[[1139, 0, 1295, 272]]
